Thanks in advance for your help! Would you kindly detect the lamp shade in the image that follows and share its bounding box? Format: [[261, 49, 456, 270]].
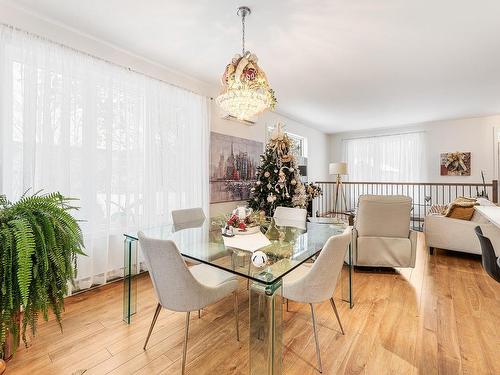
[[329, 162, 348, 175]]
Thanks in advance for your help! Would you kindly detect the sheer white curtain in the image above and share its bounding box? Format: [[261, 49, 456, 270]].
[[343, 132, 425, 182], [0, 25, 210, 290]]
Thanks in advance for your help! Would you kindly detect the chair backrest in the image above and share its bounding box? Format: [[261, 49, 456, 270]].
[[356, 195, 411, 238], [171, 207, 206, 230], [138, 231, 204, 311], [274, 206, 307, 221], [274, 206, 307, 229], [297, 227, 352, 302], [475, 226, 500, 282]]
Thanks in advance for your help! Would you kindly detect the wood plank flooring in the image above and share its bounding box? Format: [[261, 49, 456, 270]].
[[6, 233, 500, 374]]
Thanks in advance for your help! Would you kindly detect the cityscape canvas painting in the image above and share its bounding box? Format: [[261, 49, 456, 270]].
[[210, 132, 263, 203]]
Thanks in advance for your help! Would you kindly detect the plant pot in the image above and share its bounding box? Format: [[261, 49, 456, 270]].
[[2, 311, 21, 362]]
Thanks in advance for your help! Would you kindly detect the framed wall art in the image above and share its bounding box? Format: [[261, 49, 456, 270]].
[[440, 152, 471, 176], [210, 132, 263, 203]]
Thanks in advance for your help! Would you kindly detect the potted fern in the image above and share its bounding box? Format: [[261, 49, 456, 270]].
[[0, 192, 85, 360]]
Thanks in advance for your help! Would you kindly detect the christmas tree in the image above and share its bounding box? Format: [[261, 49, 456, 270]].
[[248, 123, 309, 216]]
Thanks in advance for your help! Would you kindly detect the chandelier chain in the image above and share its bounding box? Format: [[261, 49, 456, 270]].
[[241, 10, 246, 55]]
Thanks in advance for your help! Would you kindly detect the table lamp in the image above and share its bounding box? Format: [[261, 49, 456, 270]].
[[329, 162, 348, 220]]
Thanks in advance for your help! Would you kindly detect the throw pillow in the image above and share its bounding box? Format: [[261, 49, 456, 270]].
[[444, 196, 477, 221], [428, 204, 447, 215], [447, 206, 476, 220]]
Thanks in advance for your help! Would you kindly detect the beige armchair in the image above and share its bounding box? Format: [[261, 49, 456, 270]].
[[353, 195, 417, 267]]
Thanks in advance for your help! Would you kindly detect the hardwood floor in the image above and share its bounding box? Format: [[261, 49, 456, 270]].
[[7, 233, 500, 374]]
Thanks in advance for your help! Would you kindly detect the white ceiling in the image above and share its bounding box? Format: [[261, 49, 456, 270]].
[[7, 0, 500, 133]]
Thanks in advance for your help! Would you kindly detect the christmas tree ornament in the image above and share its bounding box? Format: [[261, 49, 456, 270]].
[[278, 170, 286, 183]]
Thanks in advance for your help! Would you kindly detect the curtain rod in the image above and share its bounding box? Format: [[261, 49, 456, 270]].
[[341, 129, 425, 141], [0, 22, 214, 100]]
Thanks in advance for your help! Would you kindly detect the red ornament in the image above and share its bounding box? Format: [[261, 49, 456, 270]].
[[227, 214, 240, 227], [244, 68, 257, 81]]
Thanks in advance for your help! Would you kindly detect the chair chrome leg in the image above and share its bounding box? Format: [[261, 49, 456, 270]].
[[198, 309, 201, 319], [329, 298, 345, 335], [143, 303, 162, 350], [310, 304, 323, 373], [182, 311, 191, 375], [233, 291, 240, 341]]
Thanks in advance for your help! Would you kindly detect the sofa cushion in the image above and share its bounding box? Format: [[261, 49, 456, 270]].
[[476, 197, 496, 206], [471, 210, 491, 223]]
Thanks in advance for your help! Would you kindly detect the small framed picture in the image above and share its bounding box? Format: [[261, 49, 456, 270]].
[[440, 152, 471, 176]]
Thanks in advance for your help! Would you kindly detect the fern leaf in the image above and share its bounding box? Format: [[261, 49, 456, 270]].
[[10, 218, 36, 307]]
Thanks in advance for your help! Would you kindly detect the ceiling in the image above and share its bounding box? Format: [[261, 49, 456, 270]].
[[7, 0, 500, 133]]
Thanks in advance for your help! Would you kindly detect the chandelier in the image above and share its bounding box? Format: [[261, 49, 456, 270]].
[[216, 6, 277, 121]]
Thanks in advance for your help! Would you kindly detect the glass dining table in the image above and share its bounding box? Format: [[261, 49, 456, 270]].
[[123, 217, 353, 375]]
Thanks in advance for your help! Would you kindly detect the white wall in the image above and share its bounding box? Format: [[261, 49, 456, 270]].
[[329, 114, 500, 183], [2, 2, 331, 216], [0, 2, 215, 97]]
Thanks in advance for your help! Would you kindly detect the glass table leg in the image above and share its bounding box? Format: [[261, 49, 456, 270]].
[[123, 237, 138, 324], [341, 242, 354, 308], [249, 279, 283, 375]]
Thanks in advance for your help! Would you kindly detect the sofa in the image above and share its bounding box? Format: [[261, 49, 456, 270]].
[[352, 195, 418, 267], [424, 198, 500, 255]]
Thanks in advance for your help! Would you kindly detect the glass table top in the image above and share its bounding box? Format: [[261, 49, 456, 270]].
[[124, 218, 348, 285]]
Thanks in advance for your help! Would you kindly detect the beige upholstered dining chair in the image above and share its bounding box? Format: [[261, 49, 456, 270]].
[[171, 207, 206, 271], [353, 195, 417, 267], [283, 227, 352, 373], [274, 206, 308, 221], [273, 206, 308, 229], [172, 207, 206, 230], [138, 232, 240, 375]]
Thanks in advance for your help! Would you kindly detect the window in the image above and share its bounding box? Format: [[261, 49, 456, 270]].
[[0, 25, 210, 291], [342, 132, 425, 182]]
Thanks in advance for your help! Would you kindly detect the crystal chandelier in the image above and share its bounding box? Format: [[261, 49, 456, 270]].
[[216, 6, 277, 121]]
